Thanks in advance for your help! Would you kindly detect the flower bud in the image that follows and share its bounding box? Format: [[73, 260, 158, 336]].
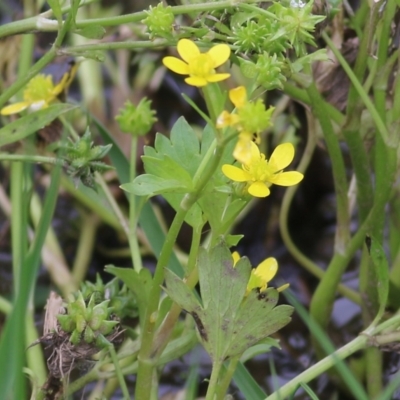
[[115, 98, 156, 136], [143, 3, 175, 39]]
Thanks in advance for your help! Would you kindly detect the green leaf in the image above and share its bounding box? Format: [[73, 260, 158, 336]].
[[165, 242, 293, 363], [232, 362, 266, 400], [47, 0, 62, 24], [0, 164, 61, 397], [226, 290, 293, 357], [121, 175, 190, 196], [0, 104, 77, 147], [142, 155, 194, 188], [164, 268, 202, 313], [149, 118, 202, 178], [298, 382, 320, 400], [225, 234, 244, 247], [366, 236, 389, 323], [140, 117, 245, 231], [74, 25, 106, 39], [240, 339, 281, 363], [105, 265, 152, 329]]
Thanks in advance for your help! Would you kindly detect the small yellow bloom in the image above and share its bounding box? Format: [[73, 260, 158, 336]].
[[216, 86, 248, 130], [162, 39, 231, 87], [217, 86, 274, 164], [1, 68, 76, 116], [222, 141, 304, 198], [247, 257, 278, 294], [232, 251, 278, 295]]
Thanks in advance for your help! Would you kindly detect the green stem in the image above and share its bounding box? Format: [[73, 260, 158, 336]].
[[215, 356, 240, 399], [202, 84, 224, 127], [310, 186, 395, 339], [322, 31, 390, 146], [0, 153, 66, 166], [136, 141, 227, 399], [205, 360, 223, 400], [306, 71, 350, 253], [152, 222, 204, 358], [265, 335, 368, 400], [0, 0, 98, 38], [279, 110, 360, 304], [135, 204, 190, 399], [0, 0, 246, 39], [282, 82, 344, 126], [107, 345, 130, 399], [129, 136, 143, 272], [95, 172, 131, 237]]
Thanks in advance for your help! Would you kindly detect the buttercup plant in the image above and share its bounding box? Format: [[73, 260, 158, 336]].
[[1, 1, 400, 400]]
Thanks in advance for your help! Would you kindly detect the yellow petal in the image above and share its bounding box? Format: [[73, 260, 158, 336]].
[[254, 257, 278, 284], [232, 251, 240, 266], [185, 76, 208, 87], [269, 171, 304, 186], [233, 137, 252, 164], [53, 70, 71, 96], [222, 164, 250, 182], [0, 101, 30, 115], [208, 43, 231, 67], [217, 110, 233, 128], [248, 140, 262, 163], [206, 73, 231, 83], [229, 86, 247, 108], [248, 181, 270, 197], [163, 56, 190, 75], [268, 143, 295, 171], [177, 39, 200, 63]]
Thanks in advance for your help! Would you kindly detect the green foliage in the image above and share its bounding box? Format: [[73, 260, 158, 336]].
[[164, 242, 293, 361], [270, 0, 326, 56], [1, 0, 400, 399], [59, 127, 114, 189], [57, 291, 118, 346], [105, 265, 152, 330], [122, 117, 246, 232]]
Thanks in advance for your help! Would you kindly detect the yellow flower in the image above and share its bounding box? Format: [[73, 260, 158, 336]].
[[1, 68, 76, 116], [162, 39, 231, 87], [232, 251, 278, 295], [217, 86, 274, 164], [222, 141, 304, 198]]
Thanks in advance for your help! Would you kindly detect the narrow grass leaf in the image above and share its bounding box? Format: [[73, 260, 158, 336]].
[[232, 362, 266, 400], [299, 382, 320, 399], [0, 164, 61, 397]]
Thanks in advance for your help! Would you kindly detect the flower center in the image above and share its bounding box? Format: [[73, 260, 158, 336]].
[[24, 75, 55, 103], [188, 54, 215, 78], [243, 155, 275, 182]]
